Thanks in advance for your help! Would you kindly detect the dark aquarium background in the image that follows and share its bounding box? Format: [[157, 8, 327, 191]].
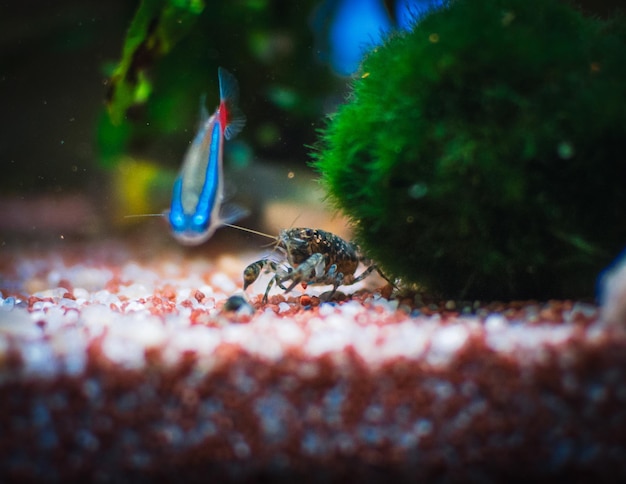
[[0, 0, 623, 248], [0, 0, 430, 241]]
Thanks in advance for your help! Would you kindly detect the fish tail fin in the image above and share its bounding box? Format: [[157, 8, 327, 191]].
[[217, 67, 246, 140]]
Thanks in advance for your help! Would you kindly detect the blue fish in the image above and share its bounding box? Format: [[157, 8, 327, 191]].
[[168, 67, 247, 245]]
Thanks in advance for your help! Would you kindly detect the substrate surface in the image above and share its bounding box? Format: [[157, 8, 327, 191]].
[[1, 236, 625, 482]]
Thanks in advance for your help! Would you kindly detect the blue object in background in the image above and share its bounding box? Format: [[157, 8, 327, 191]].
[[328, 0, 392, 76], [314, 0, 446, 76], [596, 247, 626, 303]]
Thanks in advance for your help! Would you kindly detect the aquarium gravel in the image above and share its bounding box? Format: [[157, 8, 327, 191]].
[[1, 237, 626, 482]]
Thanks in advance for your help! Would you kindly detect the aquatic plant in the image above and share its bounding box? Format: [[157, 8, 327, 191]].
[[314, 0, 626, 299], [99, 0, 331, 169], [105, 0, 205, 126]]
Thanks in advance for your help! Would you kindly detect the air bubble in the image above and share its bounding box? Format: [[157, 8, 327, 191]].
[[557, 141, 575, 159], [408, 183, 428, 199]]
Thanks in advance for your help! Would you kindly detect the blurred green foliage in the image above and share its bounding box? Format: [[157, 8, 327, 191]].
[[314, 0, 626, 300], [1, 0, 624, 197], [105, 0, 205, 127], [99, 0, 337, 170]]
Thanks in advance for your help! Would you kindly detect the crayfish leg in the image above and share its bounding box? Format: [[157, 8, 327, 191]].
[[243, 260, 277, 291], [262, 276, 278, 304]]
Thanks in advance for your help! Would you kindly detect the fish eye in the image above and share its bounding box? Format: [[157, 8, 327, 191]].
[[169, 211, 185, 230], [192, 213, 208, 229]]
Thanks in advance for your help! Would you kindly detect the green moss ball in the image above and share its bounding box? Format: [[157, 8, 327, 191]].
[[314, 0, 626, 300]]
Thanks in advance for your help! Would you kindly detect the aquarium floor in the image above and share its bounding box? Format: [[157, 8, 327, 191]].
[[1, 234, 626, 481]]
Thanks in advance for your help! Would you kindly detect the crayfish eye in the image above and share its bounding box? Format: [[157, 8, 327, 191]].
[[305, 228, 313, 236]]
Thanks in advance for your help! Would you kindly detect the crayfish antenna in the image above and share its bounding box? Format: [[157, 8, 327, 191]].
[[124, 213, 166, 218], [222, 223, 276, 241]]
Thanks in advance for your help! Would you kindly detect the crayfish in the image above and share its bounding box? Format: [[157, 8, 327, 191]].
[[243, 227, 393, 303]]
